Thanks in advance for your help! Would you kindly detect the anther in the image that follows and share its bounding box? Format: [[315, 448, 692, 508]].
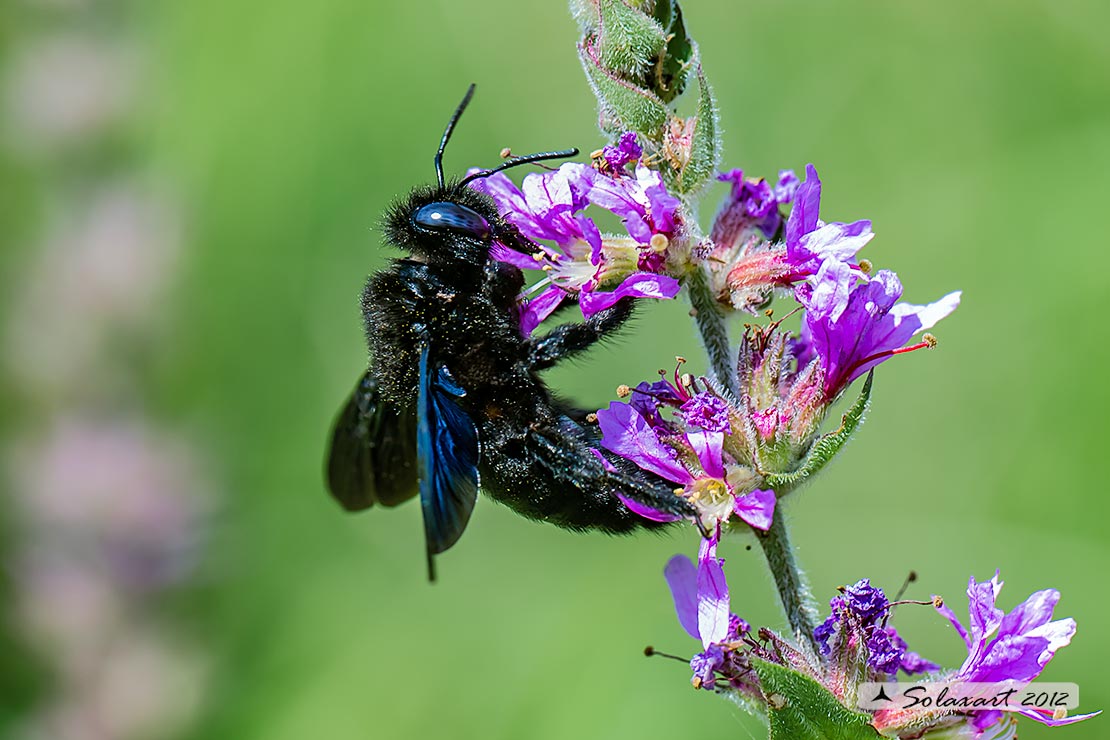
[[499, 147, 512, 159], [586, 413, 598, 423], [533, 252, 546, 262], [616, 384, 631, 398], [922, 333, 938, 348], [933, 596, 944, 609], [858, 258, 873, 275], [649, 233, 669, 252], [589, 148, 605, 160], [894, 570, 918, 602], [644, 646, 689, 664], [675, 356, 687, 365]]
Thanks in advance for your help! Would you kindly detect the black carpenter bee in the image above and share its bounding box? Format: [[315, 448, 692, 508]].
[[326, 85, 694, 578]]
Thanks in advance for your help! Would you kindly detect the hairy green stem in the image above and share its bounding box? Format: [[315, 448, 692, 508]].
[[756, 510, 821, 656], [683, 265, 737, 397]]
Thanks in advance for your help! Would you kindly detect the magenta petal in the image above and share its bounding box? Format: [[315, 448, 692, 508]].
[[968, 572, 1005, 643], [616, 492, 683, 523], [579, 273, 681, 317], [1017, 707, 1101, 726], [664, 554, 701, 640], [597, 401, 692, 485], [687, 430, 724, 479], [696, 537, 729, 648], [490, 242, 542, 271], [733, 488, 776, 531], [935, 598, 972, 650], [785, 163, 822, 246], [519, 286, 567, 337]]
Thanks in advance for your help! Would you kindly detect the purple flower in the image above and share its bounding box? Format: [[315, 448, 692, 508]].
[[596, 399, 775, 532], [931, 572, 1098, 727], [663, 540, 764, 693], [814, 579, 936, 677], [842, 578, 888, 622], [711, 168, 796, 245], [719, 164, 871, 314], [664, 539, 729, 650], [600, 131, 642, 172], [680, 392, 732, 433], [802, 263, 961, 399], [469, 161, 683, 329], [783, 164, 873, 281]]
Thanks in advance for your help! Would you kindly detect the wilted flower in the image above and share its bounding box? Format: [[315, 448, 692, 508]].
[[814, 578, 938, 679]]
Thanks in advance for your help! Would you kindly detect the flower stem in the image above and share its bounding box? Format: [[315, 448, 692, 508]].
[[684, 265, 738, 397], [755, 509, 821, 656]]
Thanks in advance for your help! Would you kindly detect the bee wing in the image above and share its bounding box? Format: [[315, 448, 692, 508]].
[[325, 370, 419, 511], [417, 346, 479, 574]]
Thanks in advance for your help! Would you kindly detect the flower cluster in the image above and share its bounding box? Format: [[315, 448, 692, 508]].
[[662, 560, 1097, 737], [469, 135, 688, 334], [596, 362, 776, 537]]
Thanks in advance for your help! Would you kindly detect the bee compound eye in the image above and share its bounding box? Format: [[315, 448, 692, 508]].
[[412, 202, 491, 241]]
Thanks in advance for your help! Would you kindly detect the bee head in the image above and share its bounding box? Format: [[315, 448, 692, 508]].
[[384, 184, 500, 266], [383, 84, 577, 266]]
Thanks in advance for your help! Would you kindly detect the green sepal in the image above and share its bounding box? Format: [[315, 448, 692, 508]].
[[674, 65, 718, 194], [596, 0, 667, 79], [651, 0, 694, 102], [752, 659, 882, 740], [579, 46, 670, 135], [765, 371, 873, 493]]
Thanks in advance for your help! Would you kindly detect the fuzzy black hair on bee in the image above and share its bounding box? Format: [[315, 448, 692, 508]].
[[326, 84, 695, 580]]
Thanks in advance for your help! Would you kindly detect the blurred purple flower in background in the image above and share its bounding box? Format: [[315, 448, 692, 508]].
[[2, 10, 213, 740]]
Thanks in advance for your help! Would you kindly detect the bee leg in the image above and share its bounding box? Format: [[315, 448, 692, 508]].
[[525, 424, 696, 525], [526, 298, 634, 371]]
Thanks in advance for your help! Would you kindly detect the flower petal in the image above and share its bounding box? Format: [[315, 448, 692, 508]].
[[616, 492, 684, 523], [597, 401, 692, 484], [687, 430, 724, 479], [785, 163, 822, 246], [518, 285, 567, 336], [936, 597, 973, 650], [696, 537, 729, 648], [664, 554, 701, 640], [733, 488, 776, 531], [579, 273, 680, 317]]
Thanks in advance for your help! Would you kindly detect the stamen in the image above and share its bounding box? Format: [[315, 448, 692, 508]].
[[522, 276, 552, 296], [846, 335, 939, 378], [894, 570, 917, 602], [644, 646, 689, 663]]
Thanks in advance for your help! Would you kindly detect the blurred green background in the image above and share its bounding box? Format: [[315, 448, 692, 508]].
[[3, 0, 1109, 738]]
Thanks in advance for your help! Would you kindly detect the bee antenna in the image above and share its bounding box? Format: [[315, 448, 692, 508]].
[[458, 148, 580, 188], [436, 83, 477, 190]]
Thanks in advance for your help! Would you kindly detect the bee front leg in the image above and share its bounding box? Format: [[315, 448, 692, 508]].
[[526, 298, 634, 371]]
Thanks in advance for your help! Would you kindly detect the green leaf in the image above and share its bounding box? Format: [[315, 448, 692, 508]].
[[765, 371, 873, 493], [579, 48, 670, 135], [752, 659, 882, 740], [675, 64, 717, 194], [596, 0, 667, 79], [652, 0, 694, 102]]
